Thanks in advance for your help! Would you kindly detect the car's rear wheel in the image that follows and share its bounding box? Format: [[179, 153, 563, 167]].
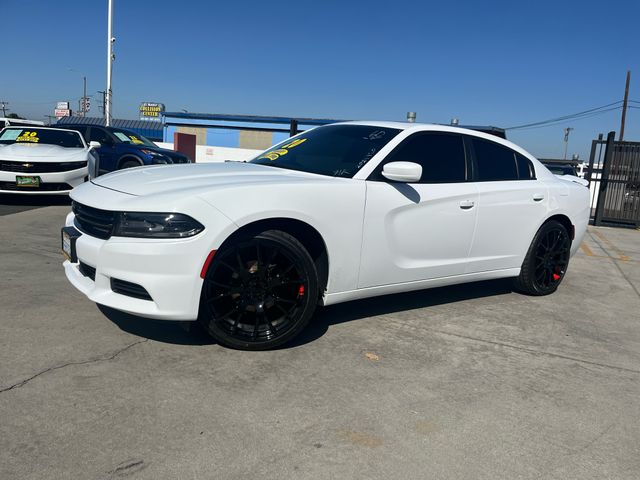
[[513, 220, 571, 296], [199, 230, 319, 350]]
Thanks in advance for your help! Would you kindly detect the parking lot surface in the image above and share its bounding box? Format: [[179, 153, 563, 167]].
[[1, 202, 639, 480]]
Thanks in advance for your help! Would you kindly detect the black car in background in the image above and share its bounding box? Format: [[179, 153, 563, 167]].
[[57, 124, 192, 176]]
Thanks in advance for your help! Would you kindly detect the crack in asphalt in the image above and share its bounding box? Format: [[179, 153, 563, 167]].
[[0, 339, 148, 394], [385, 319, 640, 375], [588, 231, 640, 299]]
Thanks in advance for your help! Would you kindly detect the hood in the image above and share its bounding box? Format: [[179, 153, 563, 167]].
[[91, 162, 333, 196], [0, 143, 87, 162]]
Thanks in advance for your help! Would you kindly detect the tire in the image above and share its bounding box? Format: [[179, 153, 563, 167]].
[[119, 159, 141, 170], [199, 229, 319, 350], [513, 220, 571, 296]]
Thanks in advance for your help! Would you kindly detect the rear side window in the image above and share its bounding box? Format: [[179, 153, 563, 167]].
[[516, 153, 536, 180], [472, 137, 518, 181], [372, 132, 467, 183]]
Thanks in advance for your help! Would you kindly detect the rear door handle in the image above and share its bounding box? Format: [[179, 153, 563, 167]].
[[459, 200, 475, 210], [533, 193, 545, 202]]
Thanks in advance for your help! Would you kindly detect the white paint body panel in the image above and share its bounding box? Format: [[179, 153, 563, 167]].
[[63, 122, 590, 320]]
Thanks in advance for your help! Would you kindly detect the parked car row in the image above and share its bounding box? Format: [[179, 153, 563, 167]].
[[0, 124, 192, 194]]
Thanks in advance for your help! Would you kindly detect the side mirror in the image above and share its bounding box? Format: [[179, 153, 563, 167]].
[[89, 141, 102, 149], [382, 161, 422, 183]]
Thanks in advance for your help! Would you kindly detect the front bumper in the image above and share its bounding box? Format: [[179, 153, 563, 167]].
[[0, 167, 87, 194], [63, 208, 235, 321]]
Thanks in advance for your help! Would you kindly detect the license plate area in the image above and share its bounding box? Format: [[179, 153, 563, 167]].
[[16, 175, 41, 187], [61, 226, 82, 262]]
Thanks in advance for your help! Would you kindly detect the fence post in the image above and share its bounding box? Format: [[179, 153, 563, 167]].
[[593, 131, 616, 226], [289, 119, 298, 137]]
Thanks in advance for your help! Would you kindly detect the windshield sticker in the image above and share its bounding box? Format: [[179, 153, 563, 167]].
[[16, 131, 39, 143], [364, 130, 386, 140], [128, 135, 144, 145], [0, 129, 22, 141], [259, 137, 307, 161], [113, 132, 130, 142]]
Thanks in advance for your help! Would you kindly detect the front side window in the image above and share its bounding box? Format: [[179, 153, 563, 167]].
[[472, 137, 519, 181], [370, 132, 467, 183], [250, 124, 401, 178], [0, 127, 84, 148]]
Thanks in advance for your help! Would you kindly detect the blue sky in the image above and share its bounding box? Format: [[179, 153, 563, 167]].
[[1, 0, 639, 160]]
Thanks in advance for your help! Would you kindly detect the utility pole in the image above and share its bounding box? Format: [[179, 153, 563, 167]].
[[619, 70, 631, 141], [82, 76, 87, 117], [44, 115, 56, 125], [0, 101, 9, 117], [97, 90, 106, 117], [105, 0, 114, 126], [563, 127, 574, 160]]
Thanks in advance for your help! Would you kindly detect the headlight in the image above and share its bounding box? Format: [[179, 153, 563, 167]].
[[113, 212, 204, 238], [141, 149, 173, 165]]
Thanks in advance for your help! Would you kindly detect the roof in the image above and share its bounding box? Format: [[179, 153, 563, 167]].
[[56, 116, 163, 140]]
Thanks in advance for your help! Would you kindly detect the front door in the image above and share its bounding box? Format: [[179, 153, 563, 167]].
[[358, 132, 478, 288]]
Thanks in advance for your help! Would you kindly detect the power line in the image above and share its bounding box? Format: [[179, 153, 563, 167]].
[[505, 101, 623, 130]]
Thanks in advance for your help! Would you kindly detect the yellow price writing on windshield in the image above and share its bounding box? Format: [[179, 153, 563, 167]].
[[16, 131, 39, 143], [259, 138, 307, 161]]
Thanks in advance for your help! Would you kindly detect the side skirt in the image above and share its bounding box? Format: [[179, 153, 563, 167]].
[[321, 268, 520, 306]]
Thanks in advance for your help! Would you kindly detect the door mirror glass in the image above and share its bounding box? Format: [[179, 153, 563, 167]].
[[381, 161, 422, 183]]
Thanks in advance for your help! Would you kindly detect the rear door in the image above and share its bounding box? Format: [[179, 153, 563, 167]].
[[358, 132, 478, 288], [465, 136, 548, 273]]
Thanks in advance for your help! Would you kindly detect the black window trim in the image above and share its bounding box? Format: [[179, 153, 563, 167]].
[[466, 134, 537, 182], [367, 131, 471, 184]]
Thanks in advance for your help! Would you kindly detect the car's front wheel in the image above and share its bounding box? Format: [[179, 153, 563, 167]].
[[199, 230, 319, 350], [513, 220, 571, 296]]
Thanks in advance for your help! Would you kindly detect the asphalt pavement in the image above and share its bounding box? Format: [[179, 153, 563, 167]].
[[1, 201, 639, 480]]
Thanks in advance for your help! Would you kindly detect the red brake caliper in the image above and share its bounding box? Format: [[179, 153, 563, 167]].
[[298, 285, 305, 297]]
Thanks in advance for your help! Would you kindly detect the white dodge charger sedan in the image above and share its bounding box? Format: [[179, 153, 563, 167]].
[[62, 122, 590, 349], [0, 126, 99, 194]]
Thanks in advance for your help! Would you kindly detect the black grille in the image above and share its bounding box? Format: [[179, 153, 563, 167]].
[[72, 201, 116, 239], [0, 160, 87, 173], [110, 278, 153, 301], [0, 181, 72, 192], [78, 261, 96, 281]]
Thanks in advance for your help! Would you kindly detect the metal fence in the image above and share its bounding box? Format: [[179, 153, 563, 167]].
[[586, 131, 640, 227]]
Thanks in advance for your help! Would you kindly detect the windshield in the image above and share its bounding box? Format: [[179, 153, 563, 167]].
[[250, 124, 401, 178], [111, 129, 156, 147], [0, 127, 84, 148]]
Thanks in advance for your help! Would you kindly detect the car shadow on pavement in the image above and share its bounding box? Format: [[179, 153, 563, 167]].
[[0, 193, 71, 216], [98, 278, 514, 348], [97, 305, 216, 346]]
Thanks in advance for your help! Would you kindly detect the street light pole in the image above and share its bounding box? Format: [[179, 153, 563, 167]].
[[563, 127, 574, 160], [105, 0, 114, 126]]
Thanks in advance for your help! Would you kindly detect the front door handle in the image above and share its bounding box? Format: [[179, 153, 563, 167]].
[[459, 200, 475, 210], [533, 193, 545, 202]]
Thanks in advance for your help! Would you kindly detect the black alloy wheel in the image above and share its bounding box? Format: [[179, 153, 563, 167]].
[[514, 220, 571, 296], [199, 230, 319, 350]]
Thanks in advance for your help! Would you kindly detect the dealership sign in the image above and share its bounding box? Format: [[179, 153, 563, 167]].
[[139, 102, 165, 121], [55, 108, 71, 118], [57, 101, 70, 110]]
